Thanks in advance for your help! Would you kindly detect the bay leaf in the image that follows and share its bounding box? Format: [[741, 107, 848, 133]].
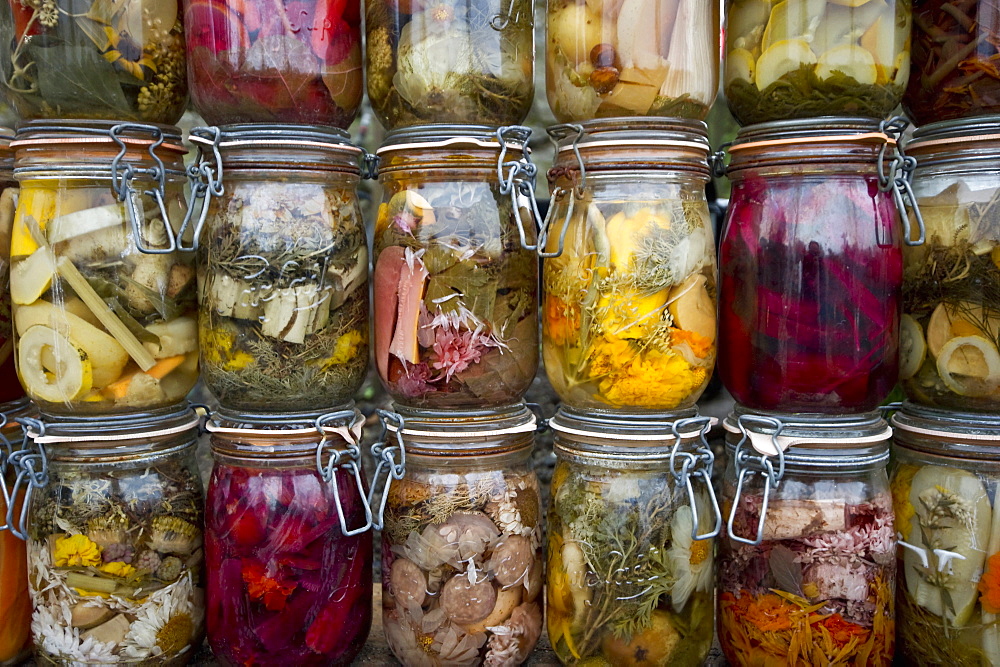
[[768, 544, 805, 597], [29, 43, 130, 115]]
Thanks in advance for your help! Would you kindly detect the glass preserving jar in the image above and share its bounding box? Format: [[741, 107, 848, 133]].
[[205, 407, 372, 666], [723, 0, 911, 125], [892, 405, 1000, 666], [0, 400, 35, 666], [901, 118, 1000, 412], [9, 122, 198, 416], [0, 130, 22, 407], [375, 405, 544, 666], [545, 0, 719, 122], [546, 409, 720, 666], [2, 0, 186, 123], [188, 126, 367, 413], [905, 1, 1000, 126], [718, 119, 918, 413], [542, 120, 717, 412], [184, 0, 362, 126], [718, 410, 896, 666], [366, 0, 534, 129], [372, 126, 539, 409], [9, 406, 205, 665]]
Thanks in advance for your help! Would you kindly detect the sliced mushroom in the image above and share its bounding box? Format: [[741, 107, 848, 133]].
[[462, 585, 522, 634], [390, 557, 427, 608], [440, 573, 497, 625], [489, 534, 533, 587], [437, 512, 501, 562], [524, 560, 543, 603]]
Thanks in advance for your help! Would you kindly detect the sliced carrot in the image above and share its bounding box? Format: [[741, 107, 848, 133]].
[[101, 354, 185, 399]]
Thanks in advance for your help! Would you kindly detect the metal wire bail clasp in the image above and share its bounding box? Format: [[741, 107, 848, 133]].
[[539, 123, 587, 260], [177, 126, 224, 253], [0, 413, 15, 533], [315, 409, 373, 537], [496, 125, 548, 256], [878, 116, 925, 247], [670, 416, 722, 541], [6, 417, 48, 541], [368, 410, 407, 531], [109, 123, 177, 255], [726, 415, 787, 546], [361, 150, 380, 180]]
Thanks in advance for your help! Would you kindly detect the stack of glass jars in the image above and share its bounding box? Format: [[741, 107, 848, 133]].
[[715, 2, 924, 662]]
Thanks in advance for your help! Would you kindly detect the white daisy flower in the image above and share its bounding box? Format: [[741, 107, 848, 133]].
[[668, 504, 714, 612], [120, 573, 199, 660], [32, 592, 117, 666]]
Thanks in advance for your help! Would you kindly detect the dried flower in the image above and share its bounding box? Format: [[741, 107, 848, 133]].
[[101, 543, 134, 564], [147, 516, 201, 555], [430, 323, 494, 381], [980, 551, 1000, 613], [484, 602, 542, 666], [134, 550, 162, 574], [669, 506, 714, 612], [544, 296, 580, 347], [156, 556, 183, 583], [122, 573, 198, 659], [396, 362, 435, 398], [242, 561, 296, 611], [100, 561, 137, 578], [38, 0, 58, 27], [53, 535, 102, 568]]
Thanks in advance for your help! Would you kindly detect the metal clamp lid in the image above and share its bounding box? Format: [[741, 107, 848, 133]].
[[494, 125, 552, 259], [877, 117, 925, 247], [726, 415, 786, 546], [369, 410, 407, 531], [669, 416, 722, 541], [177, 126, 224, 253], [537, 123, 588, 260], [5, 425, 47, 541], [313, 409, 373, 537], [0, 412, 25, 533]]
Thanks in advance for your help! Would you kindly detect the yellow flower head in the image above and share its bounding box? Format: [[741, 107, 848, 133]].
[[100, 561, 137, 578], [544, 296, 580, 347], [54, 534, 102, 568], [588, 335, 635, 378], [322, 329, 366, 369], [599, 349, 707, 408]]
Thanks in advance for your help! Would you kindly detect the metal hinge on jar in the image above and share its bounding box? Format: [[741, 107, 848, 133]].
[[177, 126, 224, 253], [368, 409, 407, 531], [314, 409, 374, 537], [670, 416, 722, 541], [536, 123, 590, 260], [361, 150, 381, 180], [0, 413, 20, 533], [496, 125, 557, 257], [5, 417, 47, 541], [726, 415, 787, 546], [878, 117, 926, 247]]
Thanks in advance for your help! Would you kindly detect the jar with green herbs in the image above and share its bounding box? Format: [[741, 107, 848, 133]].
[[205, 408, 372, 666], [719, 410, 896, 666], [724, 0, 911, 125], [372, 126, 538, 409], [378, 405, 543, 666], [892, 406, 1000, 666], [546, 0, 718, 122], [190, 126, 368, 413], [0, 400, 35, 666], [9, 122, 197, 416], [2, 0, 186, 123], [0, 130, 23, 408], [365, 0, 534, 129], [901, 118, 1000, 412], [11, 406, 205, 665], [542, 120, 717, 412], [547, 409, 719, 666], [905, 0, 1000, 125]]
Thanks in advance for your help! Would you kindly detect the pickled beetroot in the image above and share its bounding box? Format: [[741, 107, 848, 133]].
[[205, 463, 371, 666], [719, 175, 902, 412], [184, 0, 363, 125]]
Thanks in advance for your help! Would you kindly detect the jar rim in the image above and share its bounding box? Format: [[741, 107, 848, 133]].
[[548, 405, 706, 442], [24, 404, 200, 445], [389, 403, 536, 438], [377, 124, 527, 157], [723, 407, 892, 457], [552, 118, 709, 154], [892, 402, 1000, 441], [190, 124, 363, 166], [11, 120, 185, 154], [208, 403, 361, 433]]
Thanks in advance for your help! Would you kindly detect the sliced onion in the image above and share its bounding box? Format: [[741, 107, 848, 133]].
[[937, 335, 1000, 397]]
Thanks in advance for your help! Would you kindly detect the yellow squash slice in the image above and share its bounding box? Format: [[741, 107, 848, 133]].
[[18, 324, 93, 403], [755, 39, 816, 90], [761, 0, 827, 49], [726, 47, 757, 83], [900, 314, 926, 380], [815, 44, 877, 85]]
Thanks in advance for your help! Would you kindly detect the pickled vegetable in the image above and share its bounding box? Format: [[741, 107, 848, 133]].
[[543, 194, 717, 411], [2, 0, 187, 123], [546, 0, 719, 122], [372, 185, 538, 408], [366, 0, 534, 128], [547, 457, 715, 665], [10, 184, 198, 414], [185, 0, 362, 126], [724, 0, 911, 124], [905, 0, 1000, 125], [198, 179, 368, 412]]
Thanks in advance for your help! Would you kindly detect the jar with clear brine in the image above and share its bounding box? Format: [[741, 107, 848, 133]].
[[892, 407, 1000, 666], [719, 120, 908, 413], [372, 127, 538, 409], [184, 0, 362, 126], [718, 411, 896, 665], [542, 120, 717, 412], [205, 409, 372, 666], [724, 0, 911, 125], [905, 1, 1000, 125], [901, 118, 1000, 412], [19, 408, 205, 665], [9, 122, 198, 415], [0, 130, 23, 407], [365, 0, 534, 128], [546, 0, 719, 122], [1, 0, 186, 123], [0, 401, 35, 665], [193, 126, 368, 412], [379, 407, 543, 665], [546, 410, 719, 666]]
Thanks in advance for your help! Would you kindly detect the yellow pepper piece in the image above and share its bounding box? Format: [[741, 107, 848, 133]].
[[11, 188, 56, 258]]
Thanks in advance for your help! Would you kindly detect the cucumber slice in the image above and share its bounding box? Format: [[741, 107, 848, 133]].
[[900, 314, 926, 380], [18, 324, 93, 403], [936, 335, 1000, 398], [904, 465, 991, 627]]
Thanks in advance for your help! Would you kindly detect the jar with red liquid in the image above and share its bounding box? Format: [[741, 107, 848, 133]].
[[184, 0, 363, 126], [718, 118, 922, 414], [0, 130, 22, 407], [205, 407, 372, 666]]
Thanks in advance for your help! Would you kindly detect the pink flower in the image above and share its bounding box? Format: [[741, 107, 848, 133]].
[[430, 324, 491, 381], [393, 210, 418, 235], [395, 363, 434, 398]]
